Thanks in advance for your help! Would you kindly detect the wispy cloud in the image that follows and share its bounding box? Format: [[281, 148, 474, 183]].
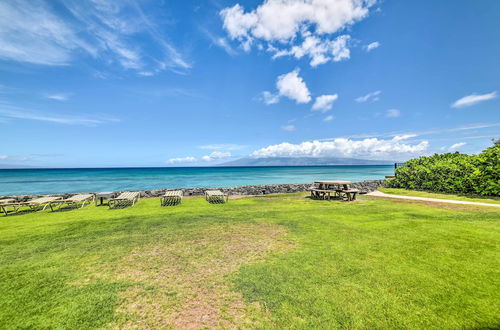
[[448, 142, 466, 150], [0, 0, 189, 74], [451, 91, 497, 108], [323, 115, 335, 122], [365, 41, 380, 52], [392, 134, 417, 141], [198, 144, 246, 151], [201, 151, 231, 162], [166, 151, 232, 164], [0, 154, 29, 162], [327, 123, 500, 141], [281, 125, 296, 131], [0, 103, 118, 126], [386, 109, 400, 118], [166, 156, 197, 164], [312, 94, 338, 112], [355, 90, 381, 103], [45, 93, 71, 101], [200, 28, 237, 56]]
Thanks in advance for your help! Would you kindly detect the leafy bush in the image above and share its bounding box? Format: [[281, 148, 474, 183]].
[[387, 141, 499, 196]]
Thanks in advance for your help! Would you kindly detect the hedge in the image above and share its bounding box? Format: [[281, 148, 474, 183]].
[[387, 141, 499, 196]]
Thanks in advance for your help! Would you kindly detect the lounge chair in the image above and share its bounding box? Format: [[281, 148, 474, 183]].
[[0, 196, 61, 215], [0, 198, 15, 204], [50, 194, 95, 210], [0, 199, 27, 216], [205, 190, 228, 204], [27, 196, 63, 211], [161, 190, 183, 206], [108, 191, 140, 209]]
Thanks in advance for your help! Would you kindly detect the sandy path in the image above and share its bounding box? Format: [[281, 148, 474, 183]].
[[367, 190, 500, 208]]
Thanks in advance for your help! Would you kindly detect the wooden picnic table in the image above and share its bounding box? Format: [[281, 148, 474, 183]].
[[314, 180, 351, 189], [311, 180, 353, 200]]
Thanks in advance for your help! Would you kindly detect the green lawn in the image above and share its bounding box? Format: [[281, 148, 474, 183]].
[[1, 195, 499, 329], [379, 187, 500, 204]]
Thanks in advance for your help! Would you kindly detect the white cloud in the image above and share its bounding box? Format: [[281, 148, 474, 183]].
[[324, 115, 335, 122], [272, 35, 351, 67], [198, 144, 246, 151], [0, 103, 118, 126], [365, 41, 380, 52], [386, 109, 400, 118], [220, 0, 376, 66], [261, 91, 280, 105], [201, 151, 232, 162], [0, 0, 189, 74], [355, 90, 381, 102], [277, 69, 311, 103], [451, 91, 497, 108], [312, 94, 338, 112], [166, 156, 197, 164], [273, 69, 311, 104], [262, 69, 311, 104], [448, 142, 466, 151], [250, 137, 429, 160], [221, 0, 375, 42], [392, 134, 417, 141], [281, 125, 296, 131], [0, 154, 28, 162], [46, 93, 71, 101]]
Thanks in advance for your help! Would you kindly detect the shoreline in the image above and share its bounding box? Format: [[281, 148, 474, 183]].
[[0, 164, 394, 170], [1, 180, 386, 200]]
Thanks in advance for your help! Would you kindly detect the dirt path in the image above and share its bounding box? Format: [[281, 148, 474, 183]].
[[367, 190, 500, 208]]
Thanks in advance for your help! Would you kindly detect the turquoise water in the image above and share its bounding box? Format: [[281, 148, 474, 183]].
[[0, 166, 393, 195]]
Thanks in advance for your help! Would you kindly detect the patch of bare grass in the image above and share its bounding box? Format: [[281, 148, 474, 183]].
[[103, 222, 292, 329]]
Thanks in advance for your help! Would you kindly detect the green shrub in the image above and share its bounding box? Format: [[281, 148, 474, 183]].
[[387, 142, 499, 196]]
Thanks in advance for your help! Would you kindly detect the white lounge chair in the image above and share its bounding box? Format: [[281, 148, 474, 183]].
[[205, 190, 228, 204], [108, 191, 140, 209], [50, 194, 95, 210], [0, 199, 27, 216], [161, 190, 183, 206], [1, 196, 61, 215], [28, 196, 63, 211]]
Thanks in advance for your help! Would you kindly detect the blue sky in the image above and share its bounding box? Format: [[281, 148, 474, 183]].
[[0, 0, 499, 167]]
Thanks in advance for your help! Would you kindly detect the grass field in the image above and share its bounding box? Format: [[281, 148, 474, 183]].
[[378, 187, 500, 204], [1, 194, 499, 329]]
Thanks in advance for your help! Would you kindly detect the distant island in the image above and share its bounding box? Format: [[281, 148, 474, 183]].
[[219, 157, 393, 166]]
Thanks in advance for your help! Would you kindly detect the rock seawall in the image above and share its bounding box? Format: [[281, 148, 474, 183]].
[[4, 180, 386, 200]]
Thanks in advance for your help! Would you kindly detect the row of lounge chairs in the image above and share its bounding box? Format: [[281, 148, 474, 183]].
[[0, 194, 95, 215], [1, 181, 358, 215], [0, 190, 228, 216]]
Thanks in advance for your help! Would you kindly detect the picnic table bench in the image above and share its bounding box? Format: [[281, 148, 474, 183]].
[[310, 180, 360, 201]]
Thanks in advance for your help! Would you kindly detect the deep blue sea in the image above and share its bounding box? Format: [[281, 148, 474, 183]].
[[0, 166, 394, 195]]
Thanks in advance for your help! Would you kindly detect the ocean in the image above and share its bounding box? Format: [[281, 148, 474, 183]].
[[0, 166, 394, 196]]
